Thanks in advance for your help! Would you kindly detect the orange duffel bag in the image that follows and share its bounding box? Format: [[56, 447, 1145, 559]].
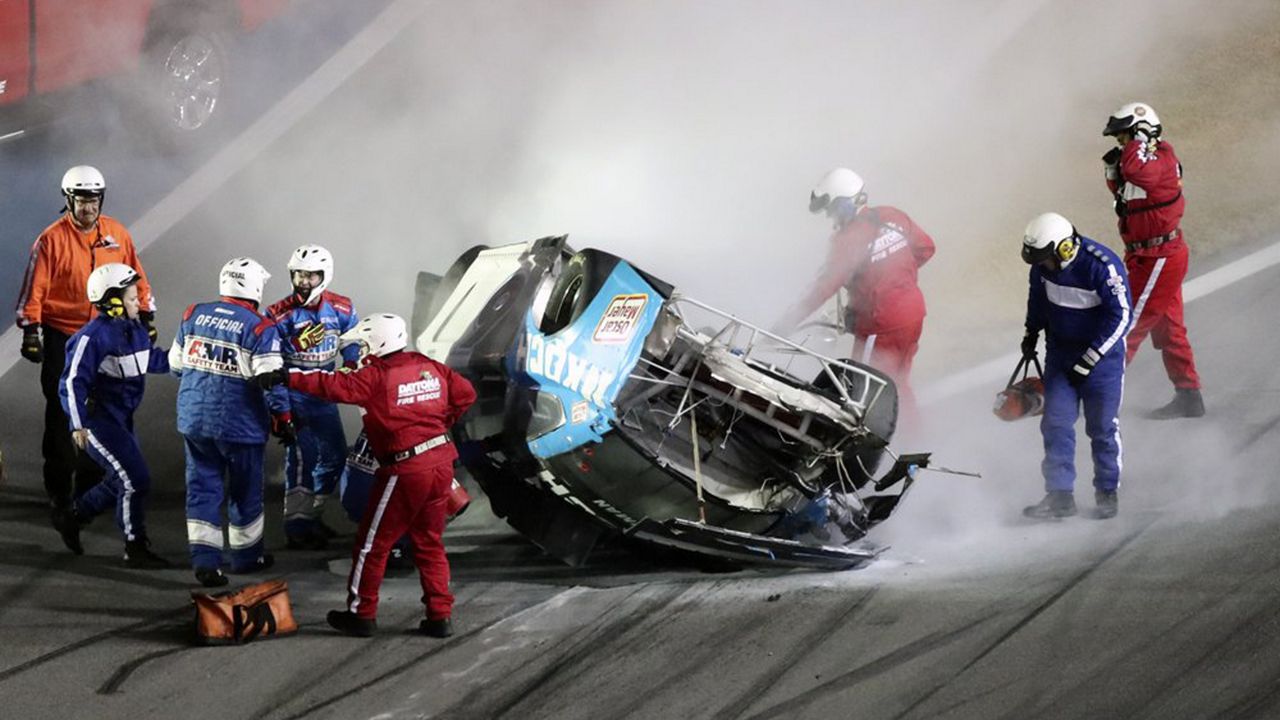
[[192, 579, 298, 645]]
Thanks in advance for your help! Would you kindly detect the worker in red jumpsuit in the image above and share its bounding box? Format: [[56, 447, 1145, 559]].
[[1103, 102, 1204, 419], [260, 313, 475, 638], [775, 167, 936, 428]]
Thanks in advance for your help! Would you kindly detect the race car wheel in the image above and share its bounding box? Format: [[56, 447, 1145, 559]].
[[539, 249, 619, 335], [128, 12, 231, 151], [154, 30, 227, 134]]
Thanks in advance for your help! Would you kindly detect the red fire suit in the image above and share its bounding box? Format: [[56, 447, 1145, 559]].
[[785, 206, 935, 423], [288, 351, 476, 621], [1107, 138, 1201, 390]]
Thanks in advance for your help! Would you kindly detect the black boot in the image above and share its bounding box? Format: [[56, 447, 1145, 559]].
[[1022, 491, 1077, 520], [195, 566, 229, 588], [232, 553, 274, 574], [1093, 491, 1118, 520], [1148, 388, 1205, 419], [123, 539, 172, 569], [327, 610, 376, 637], [51, 506, 85, 555], [419, 617, 453, 638]]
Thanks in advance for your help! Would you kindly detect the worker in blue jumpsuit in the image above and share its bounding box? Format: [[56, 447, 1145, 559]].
[[267, 244, 360, 550], [1019, 212, 1132, 520], [53, 263, 171, 567], [170, 257, 294, 587]]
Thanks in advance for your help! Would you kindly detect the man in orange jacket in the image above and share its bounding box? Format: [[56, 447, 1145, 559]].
[[13, 166, 156, 515]]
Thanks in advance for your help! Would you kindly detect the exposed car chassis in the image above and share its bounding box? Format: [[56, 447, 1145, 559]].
[[414, 236, 929, 570]]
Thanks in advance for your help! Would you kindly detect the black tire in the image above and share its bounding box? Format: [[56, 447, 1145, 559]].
[[539, 249, 619, 335]]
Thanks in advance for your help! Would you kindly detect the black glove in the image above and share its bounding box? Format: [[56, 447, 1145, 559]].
[[255, 369, 289, 389], [1020, 330, 1039, 360], [1067, 351, 1099, 388], [20, 327, 43, 363], [139, 310, 158, 344], [271, 413, 297, 446], [1101, 147, 1122, 165]]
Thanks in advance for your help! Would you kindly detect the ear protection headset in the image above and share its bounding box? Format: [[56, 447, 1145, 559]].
[[97, 292, 127, 318], [1056, 233, 1079, 263]]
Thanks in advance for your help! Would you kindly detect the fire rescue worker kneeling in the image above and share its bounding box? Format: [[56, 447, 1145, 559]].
[[1019, 213, 1132, 520], [258, 313, 476, 638]]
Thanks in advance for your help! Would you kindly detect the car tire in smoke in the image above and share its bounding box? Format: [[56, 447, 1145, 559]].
[[539, 249, 620, 335], [128, 11, 231, 153]]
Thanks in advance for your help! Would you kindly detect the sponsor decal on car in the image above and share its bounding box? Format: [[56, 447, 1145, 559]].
[[571, 401, 590, 424], [592, 293, 648, 343], [525, 333, 617, 407]]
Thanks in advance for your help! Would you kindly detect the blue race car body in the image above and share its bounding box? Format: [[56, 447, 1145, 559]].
[[414, 236, 928, 570]]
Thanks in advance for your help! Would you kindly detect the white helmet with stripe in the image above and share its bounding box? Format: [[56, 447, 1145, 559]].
[[1103, 102, 1162, 139], [219, 257, 271, 304], [287, 244, 334, 306], [1022, 212, 1078, 266], [86, 263, 141, 316], [62, 165, 106, 198], [339, 313, 407, 360]]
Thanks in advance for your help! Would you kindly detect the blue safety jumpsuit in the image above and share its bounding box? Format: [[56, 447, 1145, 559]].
[[170, 298, 289, 571], [1025, 236, 1132, 493], [59, 315, 169, 542], [266, 290, 359, 538]]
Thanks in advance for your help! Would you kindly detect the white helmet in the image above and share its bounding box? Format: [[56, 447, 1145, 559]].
[[287, 244, 334, 306], [1022, 212, 1078, 266], [1103, 102, 1162, 139], [62, 165, 106, 210], [86, 263, 140, 316], [339, 314, 408, 360], [219, 257, 271, 304], [809, 167, 867, 221]]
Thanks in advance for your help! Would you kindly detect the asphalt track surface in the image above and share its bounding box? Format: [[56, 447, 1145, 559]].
[[4, 5, 1280, 720]]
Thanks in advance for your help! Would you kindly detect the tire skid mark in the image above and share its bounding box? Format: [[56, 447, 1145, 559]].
[[247, 608, 439, 720], [0, 543, 63, 620], [97, 645, 190, 695], [0, 605, 190, 683], [741, 615, 993, 720], [516, 582, 736, 720], [1238, 413, 1280, 452], [1022, 548, 1280, 720], [1210, 674, 1280, 720], [245, 573, 495, 718], [889, 519, 1156, 720], [273, 590, 577, 720], [708, 587, 881, 720], [476, 585, 689, 720]]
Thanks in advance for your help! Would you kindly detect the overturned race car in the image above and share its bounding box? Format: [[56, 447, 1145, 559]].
[[413, 237, 930, 570]]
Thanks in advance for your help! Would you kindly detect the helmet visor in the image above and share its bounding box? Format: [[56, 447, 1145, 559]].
[[1021, 242, 1056, 265], [1102, 114, 1134, 137], [809, 192, 830, 214]]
